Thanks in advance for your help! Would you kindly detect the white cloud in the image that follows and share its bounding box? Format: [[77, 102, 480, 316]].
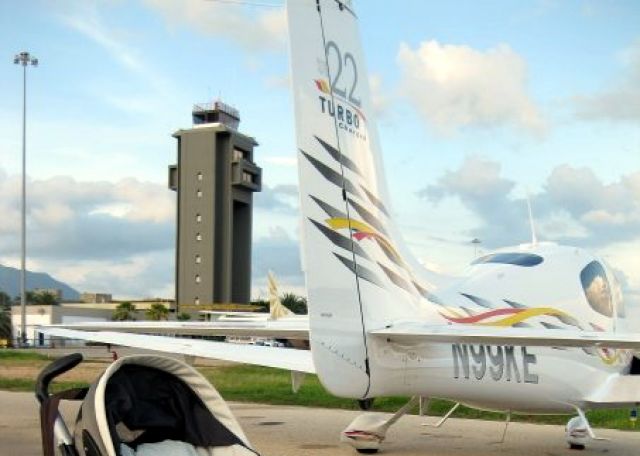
[[40, 250, 175, 300], [143, 0, 287, 52], [397, 40, 545, 135], [59, 5, 171, 95], [0, 171, 175, 261], [369, 74, 391, 117], [0, 170, 176, 298], [422, 157, 640, 248], [573, 40, 640, 122]]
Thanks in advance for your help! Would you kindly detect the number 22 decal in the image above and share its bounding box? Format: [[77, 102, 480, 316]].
[[325, 40, 361, 108]]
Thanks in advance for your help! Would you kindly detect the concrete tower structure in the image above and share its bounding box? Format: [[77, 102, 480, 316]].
[[169, 101, 262, 309]]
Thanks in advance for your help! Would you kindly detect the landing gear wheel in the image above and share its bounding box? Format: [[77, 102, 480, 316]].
[[358, 398, 375, 410], [565, 415, 588, 450]]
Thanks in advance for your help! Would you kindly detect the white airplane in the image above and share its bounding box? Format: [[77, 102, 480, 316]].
[[42, 0, 640, 453]]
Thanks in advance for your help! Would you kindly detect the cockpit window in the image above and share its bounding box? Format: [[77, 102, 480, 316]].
[[609, 265, 625, 318], [471, 252, 544, 267], [580, 261, 613, 317]]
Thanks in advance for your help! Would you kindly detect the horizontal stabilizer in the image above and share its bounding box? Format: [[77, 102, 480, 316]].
[[39, 327, 316, 373], [46, 320, 309, 340], [371, 323, 640, 350]]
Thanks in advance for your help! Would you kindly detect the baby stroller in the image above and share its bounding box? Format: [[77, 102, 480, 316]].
[[36, 353, 258, 456]]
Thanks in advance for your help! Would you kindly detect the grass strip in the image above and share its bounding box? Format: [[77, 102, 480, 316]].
[[0, 377, 88, 394], [0, 357, 638, 431], [0, 350, 50, 361], [201, 365, 640, 431]]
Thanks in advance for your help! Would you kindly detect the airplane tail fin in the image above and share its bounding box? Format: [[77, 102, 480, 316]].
[[268, 271, 295, 320], [287, 0, 438, 398]]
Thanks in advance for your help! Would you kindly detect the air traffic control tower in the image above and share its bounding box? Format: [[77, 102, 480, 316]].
[[169, 101, 262, 309]]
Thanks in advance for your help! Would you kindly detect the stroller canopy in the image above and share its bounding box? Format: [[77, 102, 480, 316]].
[[75, 355, 256, 456]]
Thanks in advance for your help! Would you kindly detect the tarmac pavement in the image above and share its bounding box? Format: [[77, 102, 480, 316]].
[[1, 390, 640, 455]]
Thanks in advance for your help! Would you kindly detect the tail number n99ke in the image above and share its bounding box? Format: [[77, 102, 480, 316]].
[[453, 344, 539, 384]]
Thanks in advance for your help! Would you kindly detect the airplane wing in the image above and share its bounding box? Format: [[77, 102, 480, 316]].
[[38, 327, 315, 373], [371, 323, 640, 350], [45, 320, 309, 340]]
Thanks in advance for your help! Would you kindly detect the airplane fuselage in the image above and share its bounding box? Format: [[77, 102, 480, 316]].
[[360, 242, 633, 414]]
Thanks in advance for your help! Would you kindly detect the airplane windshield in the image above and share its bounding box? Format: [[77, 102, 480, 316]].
[[580, 261, 613, 317], [471, 252, 544, 267]]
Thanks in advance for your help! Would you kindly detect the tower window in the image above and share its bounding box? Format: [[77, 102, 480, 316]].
[[196, 213, 202, 223], [195, 255, 201, 264], [196, 189, 203, 198], [242, 172, 253, 184], [195, 297, 200, 305], [195, 275, 201, 284], [197, 172, 203, 181], [196, 233, 202, 241], [233, 148, 246, 161]]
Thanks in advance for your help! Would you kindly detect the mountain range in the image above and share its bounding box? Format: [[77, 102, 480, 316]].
[[0, 264, 80, 301]]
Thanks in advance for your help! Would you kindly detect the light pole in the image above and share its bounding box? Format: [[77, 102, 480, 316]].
[[13, 51, 38, 346]]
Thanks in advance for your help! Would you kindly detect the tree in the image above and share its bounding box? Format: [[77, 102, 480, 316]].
[[176, 312, 191, 321], [112, 302, 137, 321], [280, 292, 308, 315], [0, 304, 12, 344], [33, 291, 59, 306], [146, 303, 169, 321], [0, 290, 11, 308]]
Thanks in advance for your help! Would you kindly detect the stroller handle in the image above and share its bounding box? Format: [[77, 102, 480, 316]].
[[36, 353, 83, 404]]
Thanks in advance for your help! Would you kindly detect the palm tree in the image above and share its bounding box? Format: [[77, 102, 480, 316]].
[[112, 302, 137, 321], [280, 292, 308, 315], [146, 303, 169, 321]]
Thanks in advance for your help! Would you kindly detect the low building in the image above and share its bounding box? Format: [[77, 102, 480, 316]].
[[11, 304, 113, 347], [10, 299, 176, 346], [80, 292, 112, 303]]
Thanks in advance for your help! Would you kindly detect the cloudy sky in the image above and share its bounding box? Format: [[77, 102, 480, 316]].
[[0, 0, 638, 304]]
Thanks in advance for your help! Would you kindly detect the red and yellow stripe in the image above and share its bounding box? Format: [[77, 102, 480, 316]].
[[440, 307, 569, 327]]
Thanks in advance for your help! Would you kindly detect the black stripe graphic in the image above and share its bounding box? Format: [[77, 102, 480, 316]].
[[374, 238, 404, 268], [512, 322, 531, 328], [309, 195, 347, 219], [360, 185, 389, 216], [348, 197, 388, 235], [460, 293, 494, 309], [540, 322, 563, 329], [412, 281, 444, 305], [503, 299, 527, 309], [301, 150, 363, 198], [378, 263, 413, 294], [334, 253, 384, 287], [315, 136, 362, 176], [309, 218, 370, 260], [460, 307, 476, 317]]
